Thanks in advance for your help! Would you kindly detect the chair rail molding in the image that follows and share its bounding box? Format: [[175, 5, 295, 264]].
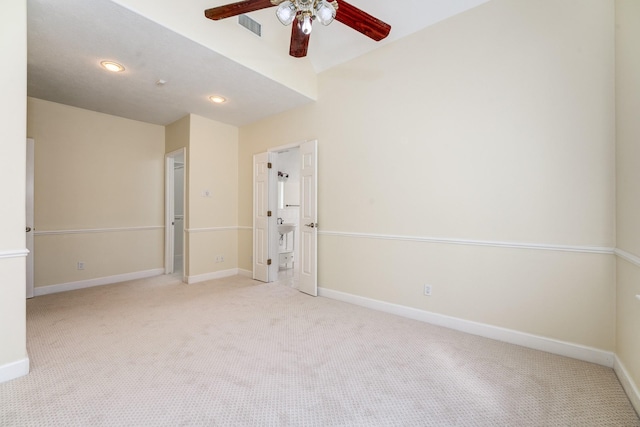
[[614, 248, 640, 268], [186, 226, 240, 233], [0, 249, 29, 259], [34, 226, 164, 236], [319, 230, 614, 255]]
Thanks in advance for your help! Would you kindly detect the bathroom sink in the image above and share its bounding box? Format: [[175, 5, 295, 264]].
[[278, 223, 296, 234]]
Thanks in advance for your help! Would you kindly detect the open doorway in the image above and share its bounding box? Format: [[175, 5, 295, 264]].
[[274, 147, 301, 288], [253, 140, 318, 296], [165, 149, 185, 278]]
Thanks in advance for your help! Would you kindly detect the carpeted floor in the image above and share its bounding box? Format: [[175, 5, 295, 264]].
[[1, 274, 638, 426]]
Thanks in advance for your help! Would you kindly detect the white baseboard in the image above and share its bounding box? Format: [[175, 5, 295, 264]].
[[0, 357, 29, 384], [614, 355, 640, 415], [34, 268, 164, 296], [318, 287, 615, 368], [187, 268, 243, 284]]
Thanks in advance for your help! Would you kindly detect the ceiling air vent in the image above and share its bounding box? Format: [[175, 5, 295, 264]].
[[238, 14, 261, 37]]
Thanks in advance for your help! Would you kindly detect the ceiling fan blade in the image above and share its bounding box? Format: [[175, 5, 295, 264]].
[[289, 20, 310, 58], [205, 0, 275, 20], [335, 0, 391, 41]]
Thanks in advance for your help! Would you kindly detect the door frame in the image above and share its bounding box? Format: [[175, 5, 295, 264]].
[[165, 148, 186, 278], [26, 138, 34, 299]]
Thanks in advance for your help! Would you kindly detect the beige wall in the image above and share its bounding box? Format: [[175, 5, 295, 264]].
[[240, 0, 616, 350], [27, 98, 165, 287], [0, 0, 27, 372], [615, 0, 640, 405], [187, 114, 239, 277], [165, 115, 190, 156]]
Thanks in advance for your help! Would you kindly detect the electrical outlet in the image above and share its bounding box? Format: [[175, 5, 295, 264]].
[[215, 255, 224, 263], [423, 284, 432, 296], [77, 262, 85, 270]]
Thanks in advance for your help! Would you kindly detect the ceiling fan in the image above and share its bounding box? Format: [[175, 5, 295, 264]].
[[204, 0, 391, 58]]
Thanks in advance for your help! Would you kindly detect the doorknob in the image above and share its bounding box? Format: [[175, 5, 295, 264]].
[[26, 227, 32, 233], [305, 222, 318, 228]]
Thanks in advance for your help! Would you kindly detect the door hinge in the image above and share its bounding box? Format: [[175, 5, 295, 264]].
[[267, 162, 272, 169], [267, 259, 272, 265], [267, 210, 272, 217]]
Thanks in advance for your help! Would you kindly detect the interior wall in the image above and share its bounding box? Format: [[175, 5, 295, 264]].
[[239, 0, 616, 350], [615, 0, 640, 407], [186, 114, 239, 278], [0, 0, 28, 375], [27, 98, 165, 288], [165, 115, 190, 155]]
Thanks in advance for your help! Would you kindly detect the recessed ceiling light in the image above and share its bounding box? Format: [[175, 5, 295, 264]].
[[100, 61, 125, 73], [209, 95, 227, 104]]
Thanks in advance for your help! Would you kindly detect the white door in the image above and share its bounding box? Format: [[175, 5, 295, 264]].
[[26, 138, 34, 299], [164, 155, 176, 274], [298, 140, 318, 296], [253, 152, 273, 282], [173, 162, 185, 274]]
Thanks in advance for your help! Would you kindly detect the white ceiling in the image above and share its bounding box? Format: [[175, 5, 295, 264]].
[[27, 0, 490, 126]]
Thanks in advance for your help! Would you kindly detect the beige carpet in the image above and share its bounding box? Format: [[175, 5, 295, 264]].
[[1, 274, 638, 426]]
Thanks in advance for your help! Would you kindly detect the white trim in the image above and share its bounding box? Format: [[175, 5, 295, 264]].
[[267, 139, 314, 153], [34, 268, 164, 296], [35, 226, 163, 236], [319, 230, 614, 255], [318, 287, 615, 368], [187, 268, 245, 284], [165, 153, 176, 275], [615, 248, 640, 268], [186, 226, 239, 233], [26, 138, 35, 299], [0, 249, 29, 259], [614, 355, 640, 415], [238, 226, 252, 231], [0, 357, 29, 384]]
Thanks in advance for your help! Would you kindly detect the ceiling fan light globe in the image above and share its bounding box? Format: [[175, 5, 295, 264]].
[[315, 1, 336, 26], [276, 1, 296, 26], [301, 14, 313, 34]]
